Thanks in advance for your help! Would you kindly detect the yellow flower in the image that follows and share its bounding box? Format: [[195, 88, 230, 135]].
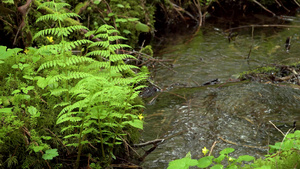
[[202, 147, 209, 156], [24, 48, 29, 54], [138, 113, 144, 121], [229, 157, 235, 162], [46, 36, 54, 43]]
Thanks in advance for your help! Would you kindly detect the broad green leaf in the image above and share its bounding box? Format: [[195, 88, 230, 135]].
[[220, 148, 235, 155], [168, 154, 197, 169], [236, 155, 255, 163], [117, 4, 124, 8], [255, 166, 272, 169], [122, 119, 143, 129], [127, 18, 139, 22], [197, 156, 214, 168], [135, 22, 150, 32], [227, 165, 238, 169], [0, 108, 13, 113], [214, 154, 225, 163], [211, 164, 224, 169], [123, 29, 131, 34], [42, 149, 59, 160]]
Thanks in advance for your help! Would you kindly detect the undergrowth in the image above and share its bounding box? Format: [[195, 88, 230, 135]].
[[168, 130, 300, 169], [0, 1, 147, 168]]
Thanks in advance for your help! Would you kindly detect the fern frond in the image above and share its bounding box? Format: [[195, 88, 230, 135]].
[[39, 56, 95, 72], [64, 40, 92, 51], [36, 13, 81, 23], [38, 59, 64, 72], [93, 33, 108, 39], [54, 102, 70, 109], [108, 44, 131, 51], [50, 88, 68, 96], [58, 100, 87, 118], [65, 71, 93, 80], [106, 29, 120, 35], [111, 65, 138, 73], [87, 61, 110, 69], [110, 54, 136, 62], [85, 50, 110, 58], [65, 56, 96, 66], [64, 133, 80, 139], [87, 41, 110, 48], [56, 26, 88, 37], [37, 2, 70, 11], [33, 28, 60, 39], [60, 125, 76, 133], [34, 26, 88, 39], [108, 36, 127, 42]]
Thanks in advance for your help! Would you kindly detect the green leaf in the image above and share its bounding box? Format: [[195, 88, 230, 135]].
[[227, 165, 238, 169], [0, 108, 13, 113], [127, 18, 139, 22], [36, 77, 48, 89], [168, 153, 198, 169], [115, 18, 127, 23], [255, 166, 272, 169], [211, 164, 224, 169], [236, 155, 255, 163], [3, 0, 14, 4], [28, 106, 38, 116], [42, 149, 59, 160], [123, 29, 131, 34], [220, 148, 235, 155], [12, 89, 21, 95], [41, 136, 52, 140], [214, 154, 225, 163], [122, 119, 143, 129], [197, 156, 214, 168], [117, 4, 124, 8], [135, 22, 150, 32]]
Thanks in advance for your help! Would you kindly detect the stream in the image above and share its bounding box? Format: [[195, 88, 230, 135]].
[[140, 15, 300, 168]]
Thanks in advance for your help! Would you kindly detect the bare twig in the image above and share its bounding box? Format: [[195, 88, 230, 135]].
[[133, 139, 164, 147], [225, 24, 300, 32], [269, 121, 285, 136], [252, 0, 276, 16], [208, 141, 218, 156], [294, 0, 300, 7]]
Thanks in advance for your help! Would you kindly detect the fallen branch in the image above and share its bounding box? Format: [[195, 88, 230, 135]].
[[133, 139, 164, 147], [225, 24, 300, 32]]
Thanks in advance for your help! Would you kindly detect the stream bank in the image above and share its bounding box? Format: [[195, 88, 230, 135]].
[[140, 12, 300, 168]]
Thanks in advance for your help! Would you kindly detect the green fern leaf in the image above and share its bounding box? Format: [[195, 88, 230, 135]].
[[88, 41, 110, 48], [50, 88, 68, 96], [108, 36, 127, 42], [64, 39, 92, 51], [110, 54, 136, 62], [85, 50, 110, 58], [87, 61, 110, 69], [37, 2, 71, 11], [64, 133, 80, 139]]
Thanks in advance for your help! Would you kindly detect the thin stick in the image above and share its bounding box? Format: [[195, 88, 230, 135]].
[[294, 0, 300, 7], [252, 0, 276, 16], [269, 121, 285, 136], [208, 141, 218, 156], [225, 24, 300, 32], [247, 26, 254, 59]]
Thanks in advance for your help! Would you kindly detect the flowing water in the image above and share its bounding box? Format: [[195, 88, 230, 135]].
[[140, 15, 300, 168]]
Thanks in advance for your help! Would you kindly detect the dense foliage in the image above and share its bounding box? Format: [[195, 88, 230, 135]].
[[0, 1, 148, 168]]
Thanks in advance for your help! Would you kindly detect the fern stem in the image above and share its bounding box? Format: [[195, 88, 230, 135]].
[[97, 109, 106, 158], [74, 108, 85, 169]]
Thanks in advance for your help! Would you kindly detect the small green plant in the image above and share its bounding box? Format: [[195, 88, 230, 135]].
[[168, 130, 300, 169], [168, 147, 255, 169]]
